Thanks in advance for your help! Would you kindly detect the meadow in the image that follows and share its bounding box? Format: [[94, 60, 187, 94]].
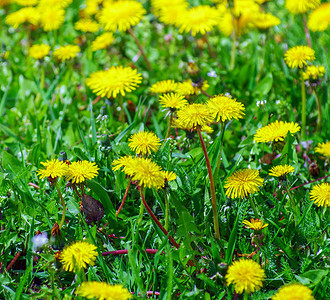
[[0, 0, 329, 299]]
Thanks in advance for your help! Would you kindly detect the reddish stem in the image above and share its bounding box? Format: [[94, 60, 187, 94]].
[[139, 186, 180, 248], [116, 180, 131, 216], [6, 251, 22, 271], [102, 248, 163, 256], [290, 175, 330, 191], [28, 182, 40, 189]]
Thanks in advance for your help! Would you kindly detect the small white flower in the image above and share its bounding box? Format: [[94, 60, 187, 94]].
[[32, 232, 48, 251], [207, 70, 217, 78], [225, 93, 232, 98]]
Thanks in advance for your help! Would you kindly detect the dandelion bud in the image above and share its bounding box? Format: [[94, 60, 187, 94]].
[[309, 162, 320, 177]]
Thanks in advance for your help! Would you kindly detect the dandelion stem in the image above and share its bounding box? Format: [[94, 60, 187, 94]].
[[247, 195, 259, 218], [303, 14, 312, 48], [243, 292, 249, 300], [116, 180, 131, 216], [55, 182, 66, 229], [230, 15, 237, 70], [214, 122, 225, 182], [312, 87, 322, 132], [40, 62, 45, 90], [204, 33, 216, 61], [139, 186, 180, 248], [286, 181, 298, 225], [127, 28, 152, 70], [119, 95, 125, 124], [163, 190, 169, 231], [197, 126, 220, 240], [164, 113, 173, 143], [300, 72, 306, 140]]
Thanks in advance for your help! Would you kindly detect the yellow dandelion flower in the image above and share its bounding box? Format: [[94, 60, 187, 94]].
[[29, 44, 50, 60], [303, 65, 326, 81], [174, 79, 209, 96], [308, 3, 330, 32], [16, 0, 38, 6], [75, 18, 100, 33], [218, 10, 233, 37], [91, 32, 114, 51], [151, 0, 188, 17], [207, 94, 245, 123], [86, 66, 142, 98], [5, 7, 40, 28], [150, 80, 178, 94], [284, 45, 315, 69], [98, 0, 146, 32], [162, 171, 177, 182], [268, 165, 295, 177], [176, 103, 215, 131], [285, 0, 320, 14], [273, 283, 315, 300], [112, 156, 135, 172], [177, 5, 221, 36], [39, 8, 66, 31], [131, 158, 165, 189], [226, 259, 265, 294], [252, 12, 281, 29], [314, 141, 330, 157], [67, 160, 99, 184], [77, 281, 132, 300], [60, 241, 97, 272], [37, 159, 69, 179], [158, 4, 188, 26], [243, 219, 268, 231], [128, 131, 161, 155], [254, 121, 300, 143], [224, 169, 264, 199], [38, 0, 72, 9], [159, 93, 187, 110], [309, 183, 330, 207], [84, 0, 102, 16], [53, 45, 80, 62]]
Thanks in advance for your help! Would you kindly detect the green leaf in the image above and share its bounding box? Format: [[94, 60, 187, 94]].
[[254, 72, 273, 96]]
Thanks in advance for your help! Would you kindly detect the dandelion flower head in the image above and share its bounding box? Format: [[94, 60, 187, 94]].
[[38, 0, 72, 9], [112, 155, 135, 172], [162, 171, 177, 182], [128, 131, 161, 155], [91, 32, 114, 51], [176, 5, 221, 36], [98, 0, 146, 32], [53, 45, 80, 62], [176, 103, 214, 131], [159, 93, 188, 110], [29, 44, 50, 60], [285, 0, 320, 14], [268, 165, 295, 177], [16, 0, 38, 6], [252, 12, 281, 29], [284, 46, 315, 69], [60, 241, 97, 272], [77, 281, 132, 300], [308, 3, 330, 32], [309, 183, 330, 207], [314, 141, 330, 157], [254, 121, 300, 143], [151, 0, 187, 17], [75, 18, 100, 32], [67, 160, 99, 184], [303, 65, 326, 81], [158, 3, 188, 26], [273, 283, 315, 300], [86, 66, 142, 98], [226, 259, 265, 294], [224, 169, 264, 199], [207, 94, 245, 123], [150, 80, 178, 94], [39, 7, 66, 31], [5, 7, 40, 28], [243, 219, 268, 231], [174, 79, 210, 96], [37, 159, 69, 179]]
